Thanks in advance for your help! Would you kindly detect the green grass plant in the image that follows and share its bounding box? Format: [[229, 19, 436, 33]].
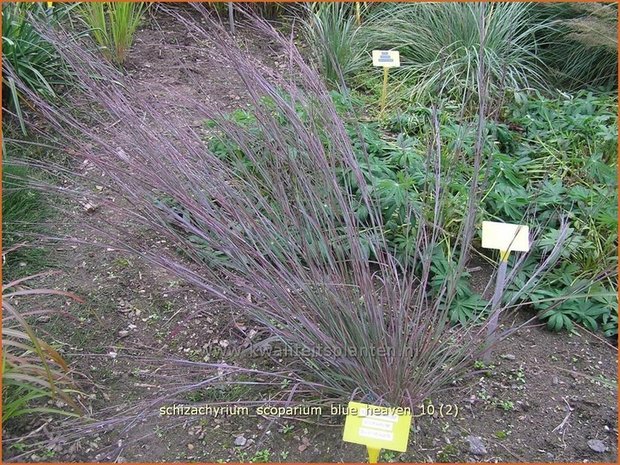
[[357, 2, 549, 108], [78, 2, 145, 66]]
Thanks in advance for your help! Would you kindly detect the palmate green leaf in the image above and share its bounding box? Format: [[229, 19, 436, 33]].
[[187, 235, 230, 267], [429, 249, 471, 299], [585, 157, 616, 185], [505, 255, 562, 309], [539, 301, 578, 330], [492, 154, 530, 187], [448, 293, 488, 326], [370, 178, 411, 220], [487, 183, 528, 221], [529, 287, 561, 310], [391, 151, 425, 183], [544, 312, 574, 332], [353, 203, 369, 222], [544, 263, 581, 288], [536, 179, 566, 207], [538, 292, 614, 332], [488, 122, 516, 153], [602, 311, 618, 337], [367, 157, 396, 180], [566, 299, 611, 332], [567, 184, 593, 203], [594, 202, 619, 230], [537, 226, 578, 258]]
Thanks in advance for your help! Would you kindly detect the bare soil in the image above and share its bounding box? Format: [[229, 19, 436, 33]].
[[3, 7, 617, 463]]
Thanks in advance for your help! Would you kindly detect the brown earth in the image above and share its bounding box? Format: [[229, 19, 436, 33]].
[[2, 6, 617, 464]]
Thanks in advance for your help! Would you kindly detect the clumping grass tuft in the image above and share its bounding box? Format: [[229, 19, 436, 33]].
[[12, 6, 575, 417], [77, 1, 145, 66], [358, 2, 549, 108], [301, 2, 366, 86], [538, 2, 617, 90], [1, 2, 75, 134], [2, 250, 83, 429]]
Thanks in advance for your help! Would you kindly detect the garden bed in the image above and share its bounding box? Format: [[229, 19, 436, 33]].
[[2, 5, 617, 463]]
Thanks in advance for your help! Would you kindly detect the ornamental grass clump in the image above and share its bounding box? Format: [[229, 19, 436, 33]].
[[77, 1, 145, 66], [302, 2, 366, 86], [359, 2, 549, 107], [2, 247, 83, 428], [9, 7, 570, 413]]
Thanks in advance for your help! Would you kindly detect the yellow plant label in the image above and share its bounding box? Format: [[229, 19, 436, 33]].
[[342, 401, 411, 452], [372, 50, 400, 68], [481, 221, 530, 252]]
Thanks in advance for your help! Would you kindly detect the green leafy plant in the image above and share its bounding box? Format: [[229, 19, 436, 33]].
[[494, 399, 514, 411], [78, 2, 145, 66], [250, 449, 272, 463], [1, 2, 74, 134], [501, 91, 617, 334]]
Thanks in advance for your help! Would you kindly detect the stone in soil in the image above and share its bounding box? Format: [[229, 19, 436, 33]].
[[587, 439, 608, 453], [465, 435, 487, 455]]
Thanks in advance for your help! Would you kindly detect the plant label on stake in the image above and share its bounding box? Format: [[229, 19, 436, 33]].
[[372, 50, 400, 115], [343, 401, 412, 463], [481, 221, 530, 361], [481, 221, 529, 257]]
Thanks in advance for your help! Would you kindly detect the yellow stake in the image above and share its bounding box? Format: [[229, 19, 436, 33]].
[[380, 66, 389, 116], [46, 1, 53, 8], [367, 446, 381, 463], [355, 2, 362, 25], [499, 249, 510, 262]]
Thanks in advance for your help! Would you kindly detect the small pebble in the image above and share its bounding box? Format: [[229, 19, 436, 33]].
[[587, 439, 607, 453], [465, 435, 487, 455]]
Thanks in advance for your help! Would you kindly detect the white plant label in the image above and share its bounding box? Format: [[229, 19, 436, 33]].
[[481, 221, 530, 252], [372, 50, 400, 67]]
